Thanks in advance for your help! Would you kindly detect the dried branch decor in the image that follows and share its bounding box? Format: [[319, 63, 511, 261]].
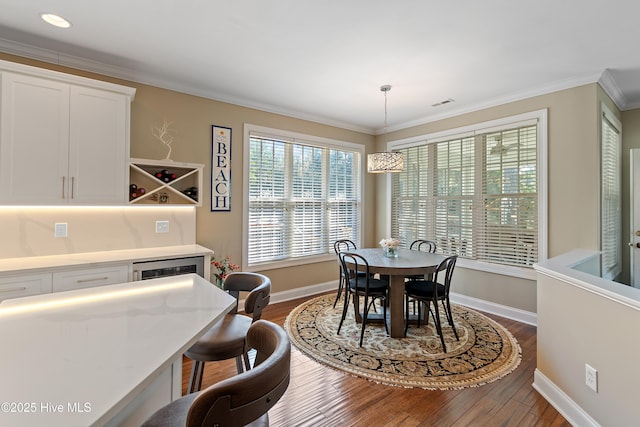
[[152, 120, 176, 160]]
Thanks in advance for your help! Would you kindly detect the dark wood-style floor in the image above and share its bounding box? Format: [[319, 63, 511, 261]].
[[181, 294, 569, 426]]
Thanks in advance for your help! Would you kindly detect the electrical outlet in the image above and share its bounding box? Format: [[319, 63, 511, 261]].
[[155, 220, 169, 233], [585, 363, 598, 392], [54, 223, 68, 238]]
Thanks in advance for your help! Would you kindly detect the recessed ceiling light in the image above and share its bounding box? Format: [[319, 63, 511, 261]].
[[41, 13, 71, 28]]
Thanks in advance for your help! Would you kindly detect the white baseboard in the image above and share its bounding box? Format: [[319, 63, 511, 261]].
[[256, 281, 538, 327], [237, 280, 337, 312], [450, 292, 537, 326], [533, 369, 600, 427], [270, 280, 338, 304]]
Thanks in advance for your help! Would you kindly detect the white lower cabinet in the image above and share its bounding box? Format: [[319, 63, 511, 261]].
[[0, 273, 53, 302], [52, 265, 130, 293]]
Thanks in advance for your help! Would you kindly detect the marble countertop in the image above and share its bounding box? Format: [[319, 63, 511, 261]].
[[0, 244, 214, 274], [0, 273, 235, 426]]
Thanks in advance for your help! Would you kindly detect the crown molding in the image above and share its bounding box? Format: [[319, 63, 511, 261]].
[[598, 69, 628, 110], [2, 37, 625, 136], [378, 72, 605, 134], [0, 37, 374, 135]]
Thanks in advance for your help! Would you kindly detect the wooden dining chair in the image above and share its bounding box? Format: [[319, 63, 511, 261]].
[[337, 251, 389, 346], [404, 255, 459, 352], [333, 239, 357, 308], [410, 239, 437, 253], [406, 239, 438, 283]]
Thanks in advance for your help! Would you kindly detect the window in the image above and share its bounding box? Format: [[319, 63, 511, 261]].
[[244, 125, 363, 268], [601, 104, 622, 280], [390, 110, 546, 275]]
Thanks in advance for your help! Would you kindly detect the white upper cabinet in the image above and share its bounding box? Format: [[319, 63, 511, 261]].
[[69, 85, 129, 204], [0, 60, 135, 205]]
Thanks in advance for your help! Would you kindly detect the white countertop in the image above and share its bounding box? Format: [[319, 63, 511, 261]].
[[0, 244, 214, 274], [0, 273, 235, 426]]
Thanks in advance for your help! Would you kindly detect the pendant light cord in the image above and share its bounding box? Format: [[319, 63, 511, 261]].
[[380, 85, 391, 134]]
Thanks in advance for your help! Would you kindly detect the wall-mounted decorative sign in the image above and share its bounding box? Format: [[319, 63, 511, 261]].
[[211, 125, 232, 211]]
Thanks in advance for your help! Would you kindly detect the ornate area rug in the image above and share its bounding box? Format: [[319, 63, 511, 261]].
[[284, 293, 521, 390]]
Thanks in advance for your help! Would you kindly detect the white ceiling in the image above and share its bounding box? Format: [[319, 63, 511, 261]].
[[1, 0, 640, 134]]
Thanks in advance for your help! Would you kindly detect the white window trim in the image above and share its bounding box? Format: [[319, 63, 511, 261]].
[[387, 109, 548, 280], [242, 123, 365, 271]]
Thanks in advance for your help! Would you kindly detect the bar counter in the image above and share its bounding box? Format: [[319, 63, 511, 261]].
[[0, 273, 235, 426]]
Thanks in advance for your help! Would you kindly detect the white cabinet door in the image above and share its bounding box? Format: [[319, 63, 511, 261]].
[[0, 65, 132, 205], [0, 273, 53, 302], [52, 265, 130, 293], [0, 72, 70, 204], [69, 86, 128, 204]]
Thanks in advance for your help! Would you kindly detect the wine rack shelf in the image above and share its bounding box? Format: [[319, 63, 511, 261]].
[[129, 158, 204, 206]]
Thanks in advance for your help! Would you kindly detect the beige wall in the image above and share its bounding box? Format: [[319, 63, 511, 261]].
[[129, 81, 375, 293], [2, 52, 628, 313], [373, 84, 604, 313], [537, 266, 640, 426], [0, 53, 375, 293]]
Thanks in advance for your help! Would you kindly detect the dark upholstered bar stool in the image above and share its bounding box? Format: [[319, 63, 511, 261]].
[[143, 320, 290, 427], [185, 272, 271, 393]]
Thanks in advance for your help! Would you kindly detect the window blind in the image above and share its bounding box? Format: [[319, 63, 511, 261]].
[[391, 123, 538, 268], [248, 133, 361, 266], [601, 108, 622, 280]]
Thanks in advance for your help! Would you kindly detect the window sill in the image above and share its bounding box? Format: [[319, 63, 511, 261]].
[[247, 252, 535, 280], [457, 258, 536, 280], [246, 253, 335, 272]]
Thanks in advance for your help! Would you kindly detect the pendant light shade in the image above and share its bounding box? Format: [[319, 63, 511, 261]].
[[367, 85, 404, 173], [367, 152, 404, 173]]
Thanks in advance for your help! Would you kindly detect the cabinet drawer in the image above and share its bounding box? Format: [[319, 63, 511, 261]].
[[52, 265, 129, 293], [0, 273, 53, 302]]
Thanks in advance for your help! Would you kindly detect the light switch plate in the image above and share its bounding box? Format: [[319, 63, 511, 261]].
[[585, 363, 598, 392], [156, 220, 169, 233]]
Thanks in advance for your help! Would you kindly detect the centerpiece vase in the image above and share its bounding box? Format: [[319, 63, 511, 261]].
[[383, 246, 398, 258]]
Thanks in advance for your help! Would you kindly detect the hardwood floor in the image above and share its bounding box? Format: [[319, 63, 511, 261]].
[[182, 294, 569, 426]]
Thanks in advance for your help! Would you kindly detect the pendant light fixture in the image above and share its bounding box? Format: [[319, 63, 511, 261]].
[[367, 85, 404, 173]]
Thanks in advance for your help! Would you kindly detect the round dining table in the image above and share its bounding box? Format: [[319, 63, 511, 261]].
[[346, 247, 446, 338]]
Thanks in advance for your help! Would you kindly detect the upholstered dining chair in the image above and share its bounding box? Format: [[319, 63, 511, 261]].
[[184, 272, 271, 393], [337, 251, 389, 346], [404, 255, 459, 353], [142, 320, 291, 427]]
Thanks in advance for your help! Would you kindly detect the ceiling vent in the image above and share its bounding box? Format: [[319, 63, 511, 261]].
[[432, 98, 455, 107]]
